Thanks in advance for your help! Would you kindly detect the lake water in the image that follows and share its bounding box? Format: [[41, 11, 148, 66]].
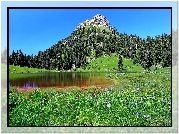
[[9, 72, 114, 91]]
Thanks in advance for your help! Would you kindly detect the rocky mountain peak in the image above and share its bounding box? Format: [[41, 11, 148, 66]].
[[76, 14, 113, 30]]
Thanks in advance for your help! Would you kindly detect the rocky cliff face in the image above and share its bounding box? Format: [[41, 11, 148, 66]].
[[76, 14, 114, 30]]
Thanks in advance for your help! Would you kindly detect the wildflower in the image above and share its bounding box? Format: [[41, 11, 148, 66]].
[[106, 90, 110, 94], [136, 112, 140, 118], [134, 102, 138, 107], [152, 92, 155, 96], [132, 102, 138, 108], [95, 112, 98, 116], [143, 114, 151, 121], [92, 93, 96, 97], [168, 101, 171, 108], [147, 97, 151, 100], [21, 120, 24, 125], [48, 120, 52, 125], [135, 88, 139, 92], [107, 102, 111, 108], [88, 95, 92, 100], [162, 98, 167, 103], [96, 101, 99, 105], [152, 96, 155, 99], [140, 97, 143, 102], [146, 115, 151, 121]]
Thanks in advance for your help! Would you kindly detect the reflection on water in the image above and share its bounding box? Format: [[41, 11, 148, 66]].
[[9, 72, 114, 89], [23, 82, 38, 88]]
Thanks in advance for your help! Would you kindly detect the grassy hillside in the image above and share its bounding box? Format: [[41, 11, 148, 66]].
[[77, 53, 171, 73]]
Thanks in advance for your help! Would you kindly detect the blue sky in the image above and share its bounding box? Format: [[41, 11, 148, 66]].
[[9, 9, 171, 55]]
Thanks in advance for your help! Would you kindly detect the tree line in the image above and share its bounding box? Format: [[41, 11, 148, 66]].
[[8, 25, 172, 71]]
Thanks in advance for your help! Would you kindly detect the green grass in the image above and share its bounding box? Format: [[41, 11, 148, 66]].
[[9, 69, 171, 126], [77, 54, 119, 72], [9, 65, 57, 73], [76, 54, 171, 73]]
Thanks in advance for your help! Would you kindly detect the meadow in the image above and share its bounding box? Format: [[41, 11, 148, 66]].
[[9, 65, 57, 73], [8, 55, 171, 126]]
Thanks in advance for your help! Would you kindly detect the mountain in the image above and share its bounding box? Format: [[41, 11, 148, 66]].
[[9, 14, 171, 71], [76, 14, 114, 31]]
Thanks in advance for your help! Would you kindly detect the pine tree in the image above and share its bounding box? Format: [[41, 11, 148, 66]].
[[118, 55, 123, 71]]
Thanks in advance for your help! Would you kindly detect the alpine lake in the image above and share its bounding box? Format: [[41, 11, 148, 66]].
[[9, 72, 115, 92]]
